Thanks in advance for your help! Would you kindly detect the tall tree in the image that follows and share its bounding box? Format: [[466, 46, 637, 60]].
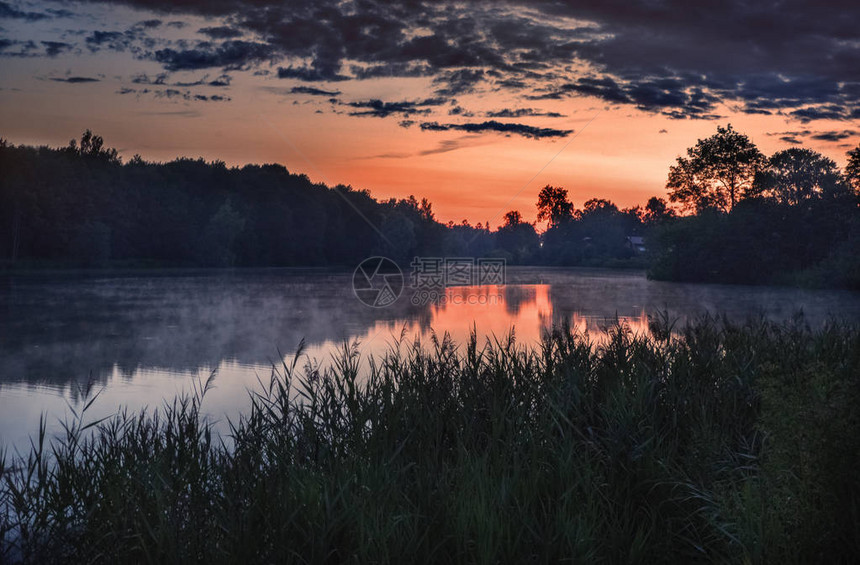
[[667, 124, 765, 212], [579, 198, 618, 218], [758, 148, 844, 204], [643, 196, 675, 224], [502, 210, 523, 227], [496, 210, 538, 263], [67, 129, 120, 163], [536, 185, 574, 227]]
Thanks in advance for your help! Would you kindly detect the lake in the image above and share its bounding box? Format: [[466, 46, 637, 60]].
[[2, 266, 859, 452]]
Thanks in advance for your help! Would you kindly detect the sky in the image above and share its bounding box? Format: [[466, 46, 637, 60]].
[[1, 0, 858, 227]]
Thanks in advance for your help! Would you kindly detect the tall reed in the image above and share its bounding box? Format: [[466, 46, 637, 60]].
[[1, 314, 858, 563]]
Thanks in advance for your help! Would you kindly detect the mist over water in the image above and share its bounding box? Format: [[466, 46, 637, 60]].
[[2, 267, 858, 451]]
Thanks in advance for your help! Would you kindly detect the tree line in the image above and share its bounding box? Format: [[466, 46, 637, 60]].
[[0, 131, 648, 270], [1, 127, 858, 287], [653, 125, 860, 288]]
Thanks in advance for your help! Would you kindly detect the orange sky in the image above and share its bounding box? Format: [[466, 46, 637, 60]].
[[0, 1, 857, 228]]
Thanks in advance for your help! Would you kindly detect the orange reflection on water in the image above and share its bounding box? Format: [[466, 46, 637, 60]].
[[426, 284, 552, 344], [352, 284, 653, 358]]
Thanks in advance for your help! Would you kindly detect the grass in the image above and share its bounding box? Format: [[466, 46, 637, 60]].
[[1, 314, 859, 563]]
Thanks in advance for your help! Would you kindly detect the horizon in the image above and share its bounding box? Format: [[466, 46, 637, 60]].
[[1, 0, 859, 227]]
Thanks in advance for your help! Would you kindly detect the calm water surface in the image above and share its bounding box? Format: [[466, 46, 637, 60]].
[[2, 267, 859, 451]]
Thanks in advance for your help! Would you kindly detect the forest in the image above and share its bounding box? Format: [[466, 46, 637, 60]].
[[1, 126, 858, 288]]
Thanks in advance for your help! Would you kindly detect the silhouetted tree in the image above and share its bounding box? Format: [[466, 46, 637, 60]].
[[68, 129, 120, 163], [643, 196, 675, 224], [536, 185, 574, 227], [578, 198, 617, 218], [667, 124, 765, 213], [495, 210, 538, 263], [502, 210, 523, 227], [419, 197, 435, 221], [653, 137, 859, 288], [758, 148, 844, 204]]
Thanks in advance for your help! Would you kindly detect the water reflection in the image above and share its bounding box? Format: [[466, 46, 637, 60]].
[[1, 267, 858, 450]]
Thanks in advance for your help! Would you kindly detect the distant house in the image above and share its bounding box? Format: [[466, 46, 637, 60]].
[[626, 235, 646, 254]]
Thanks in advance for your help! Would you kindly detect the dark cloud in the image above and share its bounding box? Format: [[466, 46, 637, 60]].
[[46, 8, 74, 18], [346, 97, 446, 118], [1, 38, 73, 58], [51, 76, 100, 83], [532, 76, 631, 103], [208, 74, 232, 86], [129, 72, 231, 88], [131, 72, 167, 85], [291, 85, 341, 96], [448, 105, 474, 116], [276, 65, 348, 82], [155, 40, 275, 70], [41, 41, 72, 57], [495, 78, 527, 89], [767, 128, 858, 144], [118, 86, 231, 102], [767, 130, 812, 138], [85, 30, 130, 52], [433, 68, 485, 96], [486, 108, 565, 118], [419, 120, 572, 139], [23, 0, 860, 126], [198, 26, 243, 39], [810, 130, 857, 142], [0, 38, 38, 56], [350, 62, 433, 79], [173, 77, 208, 87], [0, 1, 48, 21], [532, 76, 721, 119], [789, 104, 852, 123]]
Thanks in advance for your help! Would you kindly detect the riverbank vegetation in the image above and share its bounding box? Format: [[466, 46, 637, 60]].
[[2, 315, 858, 563], [1, 127, 858, 286]]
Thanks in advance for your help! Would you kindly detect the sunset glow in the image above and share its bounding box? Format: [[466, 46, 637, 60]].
[[1, 0, 857, 226]]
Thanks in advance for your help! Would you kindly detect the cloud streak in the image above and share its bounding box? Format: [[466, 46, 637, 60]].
[[50, 76, 100, 83], [345, 97, 446, 118], [419, 120, 572, 139], [290, 85, 341, 97]]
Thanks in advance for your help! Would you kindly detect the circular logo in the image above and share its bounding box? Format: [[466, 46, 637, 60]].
[[352, 256, 404, 308]]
